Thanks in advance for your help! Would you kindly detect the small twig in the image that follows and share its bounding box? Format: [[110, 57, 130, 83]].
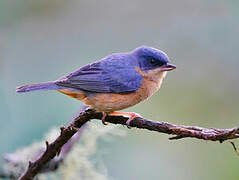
[[230, 141, 239, 156], [19, 106, 239, 180]]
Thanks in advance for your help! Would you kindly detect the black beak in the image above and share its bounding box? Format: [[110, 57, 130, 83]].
[[160, 63, 176, 71]]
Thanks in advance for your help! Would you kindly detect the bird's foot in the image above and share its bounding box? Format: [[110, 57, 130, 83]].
[[101, 112, 108, 125], [108, 111, 142, 128]]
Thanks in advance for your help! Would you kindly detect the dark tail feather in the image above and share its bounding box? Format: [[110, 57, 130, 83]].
[[16, 81, 60, 93]]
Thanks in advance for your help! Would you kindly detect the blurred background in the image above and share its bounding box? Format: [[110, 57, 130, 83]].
[[0, 0, 239, 179]]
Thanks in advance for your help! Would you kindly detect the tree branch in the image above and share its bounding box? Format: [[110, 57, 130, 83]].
[[19, 106, 239, 180]]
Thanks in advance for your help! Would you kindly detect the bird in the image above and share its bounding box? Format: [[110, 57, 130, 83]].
[[16, 46, 176, 126]]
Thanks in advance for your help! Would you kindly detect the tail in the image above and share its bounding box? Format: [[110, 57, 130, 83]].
[[16, 81, 60, 93]]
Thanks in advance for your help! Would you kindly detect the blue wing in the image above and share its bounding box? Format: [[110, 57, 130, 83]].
[[55, 55, 143, 93]]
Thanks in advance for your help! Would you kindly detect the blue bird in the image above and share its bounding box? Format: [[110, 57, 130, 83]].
[[16, 46, 176, 125]]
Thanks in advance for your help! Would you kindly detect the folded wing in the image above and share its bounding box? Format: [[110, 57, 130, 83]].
[[55, 60, 142, 93]]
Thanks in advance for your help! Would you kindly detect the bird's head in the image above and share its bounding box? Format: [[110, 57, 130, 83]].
[[132, 46, 176, 73]]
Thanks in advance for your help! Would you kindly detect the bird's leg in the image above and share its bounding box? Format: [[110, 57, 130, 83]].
[[108, 111, 142, 127], [101, 112, 108, 125]]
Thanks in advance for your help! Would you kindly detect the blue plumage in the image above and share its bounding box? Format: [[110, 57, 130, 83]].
[[17, 46, 173, 94], [56, 53, 142, 93], [133, 46, 169, 71], [16, 81, 61, 93]]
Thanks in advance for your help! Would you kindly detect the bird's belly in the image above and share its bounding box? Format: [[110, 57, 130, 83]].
[[83, 80, 160, 112], [58, 76, 162, 113], [83, 92, 141, 112]]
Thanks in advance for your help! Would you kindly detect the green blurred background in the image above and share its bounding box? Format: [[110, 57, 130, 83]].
[[1, 0, 239, 179]]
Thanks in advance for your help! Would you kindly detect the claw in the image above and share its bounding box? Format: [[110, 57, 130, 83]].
[[125, 112, 142, 128], [108, 111, 142, 128]]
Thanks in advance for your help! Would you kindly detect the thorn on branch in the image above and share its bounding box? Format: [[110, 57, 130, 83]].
[[219, 139, 224, 143], [71, 126, 80, 131], [28, 161, 33, 168], [60, 126, 65, 135], [169, 135, 185, 140], [45, 141, 49, 151], [56, 149, 61, 157]]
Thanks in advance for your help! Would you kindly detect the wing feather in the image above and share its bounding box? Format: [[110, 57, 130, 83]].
[[56, 57, 142, 93]]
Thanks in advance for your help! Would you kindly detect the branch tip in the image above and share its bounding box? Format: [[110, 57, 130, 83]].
[[230, 141, 239, 156]]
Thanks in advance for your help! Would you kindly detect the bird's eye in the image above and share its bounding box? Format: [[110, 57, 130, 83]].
[[150, 58, 157, 64]]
